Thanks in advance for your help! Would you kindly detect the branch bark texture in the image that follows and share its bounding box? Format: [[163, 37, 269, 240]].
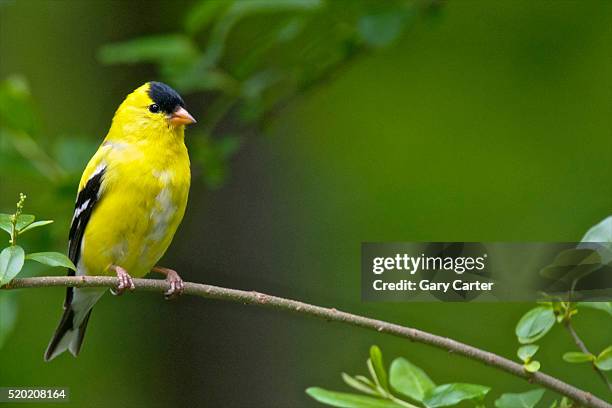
[[2, 276, 610, 408]]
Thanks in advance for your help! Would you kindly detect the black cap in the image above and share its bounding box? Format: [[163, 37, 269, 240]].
[[147, 81, 185, 114]]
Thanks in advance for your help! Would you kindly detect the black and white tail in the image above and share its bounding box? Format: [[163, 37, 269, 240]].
[[44, 306, 92, 361], [45, 287, 104, 361]]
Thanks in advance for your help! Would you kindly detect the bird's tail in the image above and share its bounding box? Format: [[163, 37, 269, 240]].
[[44, 288, 104, 361]]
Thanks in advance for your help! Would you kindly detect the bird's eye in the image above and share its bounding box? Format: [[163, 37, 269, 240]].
[[148, 104, 160, 113]]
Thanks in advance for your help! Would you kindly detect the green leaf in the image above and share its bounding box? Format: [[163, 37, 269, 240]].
[[562, 352, 594, 363], [550, 397, 573, 408], [0, 214, 11, 235], [305, 387, 402, 408], [18, 219, 53, 234], [356, 376, 376, 388], [494, 389, 545, 408], [577, 302, 612, 317], [358, 8, 412, 48], [15, 214, 34, 230], [26, 252, 76, 271], [517, 345, 539, 363], [0, 292, 18, 349], [581, 216, 612, 242], [423, 383, 490, 408], [225, 0, 322, 17], [547, 248, 601, 267], [185, 0, 230, 34], [99, 35, 198, 65], [0, 246, 25, 285], [203, 0, 322, 66], [342, 373, 378, 396], [523, 361, 541, 373], [276, 17, 306, 43], [515, 306, 556, 344], [580, 216, 612, 263], [369, 345, 389, 392], [594, 346, 612, 371], [171, 68, 238, 93], [367, 360, 383, 394], [242, 68, 284, 100], [389, 357, 435, 402], [539, 248, 602, 283]]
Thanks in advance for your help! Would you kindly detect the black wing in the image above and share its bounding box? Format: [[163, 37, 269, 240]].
[[64, 166, 105, 307]]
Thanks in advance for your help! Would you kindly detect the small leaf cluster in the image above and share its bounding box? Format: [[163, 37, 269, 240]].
[[516, 345, 540, 373], [514, 216, 612, 385], [562, 346, 612, 372], [306, 345, 547, 408], [0, 194, 76, 349], [0, 193, 75, 286], [549, 398, 579, 408], [513, 299, 612, 375]]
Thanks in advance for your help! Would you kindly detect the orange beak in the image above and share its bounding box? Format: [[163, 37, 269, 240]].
[[169, 107, 197, 126]]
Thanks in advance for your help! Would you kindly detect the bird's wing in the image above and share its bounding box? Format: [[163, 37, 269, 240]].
[[64, 147, 108, 307], [68, 165, 106, 265]]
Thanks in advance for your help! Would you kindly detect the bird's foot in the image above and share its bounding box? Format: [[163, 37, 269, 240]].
[[152, 266, 184, 300], [109, 265, 135, 295]]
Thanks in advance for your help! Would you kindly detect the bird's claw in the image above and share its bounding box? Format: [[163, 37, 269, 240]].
[[164, 270, 184, 300], [110, 265, 135, 296]]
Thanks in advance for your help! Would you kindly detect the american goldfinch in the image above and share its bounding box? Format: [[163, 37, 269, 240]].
[[45, 82, 196, 361]]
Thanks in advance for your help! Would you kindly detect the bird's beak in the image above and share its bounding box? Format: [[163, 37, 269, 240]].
[[169, 107, 197, 126]]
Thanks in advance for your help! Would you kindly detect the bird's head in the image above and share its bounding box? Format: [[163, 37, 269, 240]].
[[110, 81, 196, 140]]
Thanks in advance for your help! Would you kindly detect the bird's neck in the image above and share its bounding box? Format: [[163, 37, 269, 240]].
[[105, 120, 186, 149]]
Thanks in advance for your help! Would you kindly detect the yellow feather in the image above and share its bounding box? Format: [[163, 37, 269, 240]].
[[45, 82, 194, 361], [77, 83, 191, 278]]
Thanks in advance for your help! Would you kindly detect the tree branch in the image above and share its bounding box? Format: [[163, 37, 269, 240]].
[[565, 320, 612, 392], [2, 276, 610, 408]]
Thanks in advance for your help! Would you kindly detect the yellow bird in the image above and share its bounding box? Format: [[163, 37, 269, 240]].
[[45, 82, 196, 361]]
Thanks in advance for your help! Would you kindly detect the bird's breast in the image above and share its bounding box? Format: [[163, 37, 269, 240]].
[[148, 169, 183, 241], [91, 141, 190, 275]]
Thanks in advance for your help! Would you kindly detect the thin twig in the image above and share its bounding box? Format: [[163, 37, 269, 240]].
[[565, 319, 612, 392], [2, 276, 610, 408]]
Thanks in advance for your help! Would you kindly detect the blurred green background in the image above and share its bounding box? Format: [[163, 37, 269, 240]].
[[0, 0, 611, 407]]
